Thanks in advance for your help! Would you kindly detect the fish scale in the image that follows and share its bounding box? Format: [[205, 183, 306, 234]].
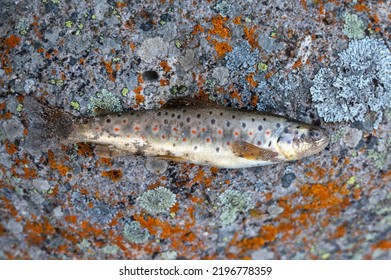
[[68, 98, 329, 168]]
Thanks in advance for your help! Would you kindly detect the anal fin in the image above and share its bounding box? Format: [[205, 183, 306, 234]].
[[94, 144, 131, 158], [231, 141, 280, 161]]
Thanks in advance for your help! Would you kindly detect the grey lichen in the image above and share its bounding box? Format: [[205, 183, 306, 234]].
[[87, 89, 123, 114], [310, 38, 391, 127], [219, 190, 254, 225], [343, 13, 365, 39], [139, 187, 176, 213], [123, 221, 150, 244], [225, 42, 259, 76], [137, 37, 169, 63]]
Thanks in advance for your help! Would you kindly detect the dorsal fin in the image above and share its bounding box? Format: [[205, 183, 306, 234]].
[[162, 97, 223, 109], [231, 141, 280, 161]]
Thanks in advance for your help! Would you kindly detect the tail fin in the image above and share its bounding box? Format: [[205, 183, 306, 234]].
[[23, 97, 76, 154]]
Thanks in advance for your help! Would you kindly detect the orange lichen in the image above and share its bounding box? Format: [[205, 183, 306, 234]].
[[192, 23, 205, 35], [210, 40, 232, 57], [4, 140, 18, 155], [4, 34, 21, 49], [354, 3, 370, 12], [48, 150, 71, 176], [160, 79, 170, 86], [160, 60, 172, 72], [331, 224, 346, 239], [102, 59, 116, 82], [135, 92, 145, 105], [101, 169, 123, 182], [24, 218, 56, 245], [260, 225, 277, 242], [77, 142, 94, 157], [208, 15, 231, 39], [300, 0, 308, 12], [243, 26, 259, 49], [232, 16, 241, 25], [292, 59, 303, 69], [372, 240, 391, 250], [246, 73, 258, 88]]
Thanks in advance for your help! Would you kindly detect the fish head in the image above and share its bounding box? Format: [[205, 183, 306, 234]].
[[276, 123, 329, 161]]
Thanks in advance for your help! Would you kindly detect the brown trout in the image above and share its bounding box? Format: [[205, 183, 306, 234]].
[[25, 97, 329, 168]]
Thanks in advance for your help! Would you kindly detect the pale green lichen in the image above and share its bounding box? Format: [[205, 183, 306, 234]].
[[123, 221, 150, 244], [257, 62, 268, 72], [161, 250, 177, 260], [139, 187, 176, 213], [16, 104, 23, 112], [219, 190, 254, 225], [343, 13, 365, 39], [101, 244, 119, 254], [70, 100, 80, 111], [87, 89, 123, 114], [121, 87, 129, 97]]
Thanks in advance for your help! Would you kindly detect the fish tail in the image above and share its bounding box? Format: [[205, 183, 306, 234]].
[[23, 96, 76, 153]]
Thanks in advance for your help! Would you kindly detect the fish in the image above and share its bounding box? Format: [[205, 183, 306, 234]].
[[24, 97, 329, 168]]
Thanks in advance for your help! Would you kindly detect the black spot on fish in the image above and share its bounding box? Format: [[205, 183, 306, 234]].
[[197, 114, 201, 118], [226, 121, 231, 127], [164, 119, 168, 124], [296, 126, 301, 129], [209, 111, 213, 115], [106, 119, 111, 123], [242, 122, 246, 128], [276, 123, 281, 128], [179, 122, 184, 127], [283, 127, 290, 133], [232, 115, 236, 119], [263, 118, 266, 121], [177, 115, 181, 119], [171, 113, 175, 118], [277, 136, 282, 143], [117, 113, 122, 117], [252, 118, 255, 122], [173, 143, 176, 147], [186, 117, 191, 123], [301, 133, 305, 139], [157, 112, 161, 116], [194, 146, 197, 150], [220, 112, 223, 116], [216, 147, 220, 152], [211, 119, 216, 125], [183, 109, 187, 113], [164, 112, 168, 115], [258, 125, 263, 131], [268, 141, 272, 147], [287, 140, 291, 144]]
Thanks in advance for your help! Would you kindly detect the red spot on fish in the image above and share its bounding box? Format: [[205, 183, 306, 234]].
[[206, 138, 211, 143], [234, 131, 239, 136], [257, 141, 262, 146], [191, 129, 197, 135], [266, 131, 270, 135], [202, 127, 206, 132], [114, 127, 120, 132], [95, 126, 101, 131], [127, 134, 131, 138], [134, 126, 140, 131], [173, 127, 178, 132], [226, 141, 230, 146], [182, 137, 187, 142], [248, 131, 253, 136], [122, 119, 127, 124], [153, 126, 159, 132], [218, 129, 223, 135], [162, 135, 166, 139]]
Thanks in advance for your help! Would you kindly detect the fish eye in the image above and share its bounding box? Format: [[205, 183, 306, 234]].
[[309, 129, 322, 139]]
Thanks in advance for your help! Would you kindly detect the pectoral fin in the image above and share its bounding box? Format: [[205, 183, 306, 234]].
[[231, 141, 279, 161], [94, 144, 131, 158]]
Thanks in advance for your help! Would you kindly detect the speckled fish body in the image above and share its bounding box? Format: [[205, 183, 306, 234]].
[[69, 98, 329, 168]]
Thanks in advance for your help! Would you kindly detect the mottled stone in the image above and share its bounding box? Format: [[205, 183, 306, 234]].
[[251, 248, 275, 260], [342, 127, 363, 148], [281, 173, 296, 188], [212, 67, 230, 86], [32, 179, 51, 192], [267, 204, 284, 217], [2, 118, 24, 141]]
